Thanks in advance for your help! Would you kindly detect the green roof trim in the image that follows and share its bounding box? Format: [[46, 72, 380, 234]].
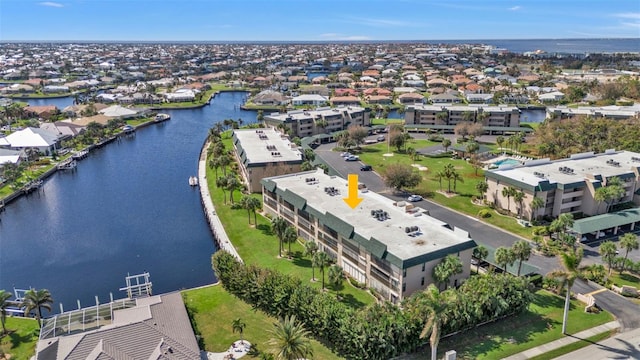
[[402, 240, 477, 269], [368, 237, 388, 259], [261, 179, 277, 192], [322, 212, 354, 239], [283, 189, 307, 210], [404, 124, 533, 133], [482, 243, 540, 275], [571, 208, 640, 235], [558, 181, 586, 190]]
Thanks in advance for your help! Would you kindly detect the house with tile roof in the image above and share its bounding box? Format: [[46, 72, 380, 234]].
[[2, 127, 61, 155]]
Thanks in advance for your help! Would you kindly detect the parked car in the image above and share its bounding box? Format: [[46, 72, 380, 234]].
[[377, 135, 385, 142], [340, 152, 352, 157], [407, 194, 422, 202], [360, 164, 372, 171], [345, 155, 359, 161]]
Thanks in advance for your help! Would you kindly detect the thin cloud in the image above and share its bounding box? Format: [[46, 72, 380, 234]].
[[318, 33, 371, 41], [341, 16, 417, 28], [614, 12, 640, 20], [509, 6, 521, 11], [621, 22, 640, 28], [39, 2, 64, 7]]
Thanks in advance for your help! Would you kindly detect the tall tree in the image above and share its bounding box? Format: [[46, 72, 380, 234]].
[[432, 255, 463, 290], [0, 290, 12, 335], [473, 245, 489, 263], [22, 288, 53, 328], [312, 251, 331, 290], [501, 186, 516, 213], [272, 217, 288, 258], [328, 264, 344, 297], [382, 163, 422, 192], [232, 317, 247, 344], [495, 246, 516, 274], [268, 315, 313, 360], [475, 181, 488, 200], [216, 176, 229, 204], [619, 233, 639, 272], [419, 285, 450, 360], [549, 247, 583, 334], [303, 241, 319, 281], [513, 190, 525, 218], [512, 240, 532, 276], [225, 175, 242, 204], [529, 196, 545, 221], [599, 241, 618, 275], [283, 226, 298, 257], [441, 138, 452, 152]]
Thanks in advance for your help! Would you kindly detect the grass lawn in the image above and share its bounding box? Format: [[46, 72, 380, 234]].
[[527, 330, 615, 360], [207, 135, 375, 310], [355, 140, 535, 239], [371, 118, 405, 126], [608, 272, 640, 288], [183, 285, 341, 359], [434, 290, 614, 360], [0, 317, 39, 360]]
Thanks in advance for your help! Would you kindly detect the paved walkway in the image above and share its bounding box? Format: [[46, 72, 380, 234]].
[[201, 340, 251, 360], [553, 326, 640, 360], [502, 320, 620, 360], [198, 140, 242, 262]]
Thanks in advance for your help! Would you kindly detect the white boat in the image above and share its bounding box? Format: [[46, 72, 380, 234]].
[[189, 176, 198, 186], [154, 113, 171, 122]]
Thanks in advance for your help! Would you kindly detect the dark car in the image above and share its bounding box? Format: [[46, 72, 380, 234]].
[[360, 165, 372, 171]]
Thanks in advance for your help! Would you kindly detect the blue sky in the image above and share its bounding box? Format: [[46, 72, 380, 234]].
[[1, 0, 639, 41]]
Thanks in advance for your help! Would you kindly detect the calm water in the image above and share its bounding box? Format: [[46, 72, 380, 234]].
[[0, 91, 256, 312]]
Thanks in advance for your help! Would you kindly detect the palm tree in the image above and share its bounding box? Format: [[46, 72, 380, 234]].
[[246, 197, 261, 225], [434, 170, 446, 192], [283, 226, 297, 257], [419, 284, 450, 360], [432, 255, 463, 290], [22, 288, 53, 327], [225, 175, 242, 204], [443, 163, 456, 193], [303, 241, 319, 281], [452, 171, 464, 193], [475, 181, 488, 201], [441, 138, 451, 152], [272, 217, 288, 258], [599, 241, 618, 276], [435, 111, 448, 125], [513, 190, 525, 218], [473, 245, 489, 263], [313, 251, 331, 290], [216, 176, 229, 204], [496, 135, 505, 152], [240, 196, 252, 224], [232, 317, 247, 344], [530, 196, 545, 221], [549, 247, 583, 334], [501, 186, 516, 213], [495, 246, 516, 274], [328, 264, 344, 297], [512, 240, 532, 276], [0, 290, 12, 335], [268, 315, 313, 360], [619, 233, 639, 272]]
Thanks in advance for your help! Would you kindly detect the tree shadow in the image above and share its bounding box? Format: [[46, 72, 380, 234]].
[[338, 293, 366, 310], [292, 256, 312, 269], [256, 224, 272, 236], [7, 330, 36, 352]]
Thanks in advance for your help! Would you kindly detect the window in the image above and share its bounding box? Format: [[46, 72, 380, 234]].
[[403, 269, 406, 277], [402, 283, 406, 292], [421, 277, 424, 286], [421, 263, 425, 272]]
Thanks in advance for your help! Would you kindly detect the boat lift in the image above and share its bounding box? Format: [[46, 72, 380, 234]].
[[119, 272, 152, 299]]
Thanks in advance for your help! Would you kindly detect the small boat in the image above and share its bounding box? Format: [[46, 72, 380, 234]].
[[122, 125, 135, 133], [154, 113, 171, 123], [57, 159, 77, 170], [189, 176, 198, 186]]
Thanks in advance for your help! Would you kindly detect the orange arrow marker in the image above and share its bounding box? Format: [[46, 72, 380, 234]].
[[343, 174, 363, 209]]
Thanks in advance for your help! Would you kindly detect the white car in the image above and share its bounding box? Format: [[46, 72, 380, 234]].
[[407, 194, 422, 202], [345, 155, 359, 161]]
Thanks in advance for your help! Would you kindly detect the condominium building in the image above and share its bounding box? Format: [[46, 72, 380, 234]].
[[484, 150, 640, 220], [232, 128, 303, 193], [261, 169, 476, 303], [263, 105, 371, 139], [404, 104, 521, 133]]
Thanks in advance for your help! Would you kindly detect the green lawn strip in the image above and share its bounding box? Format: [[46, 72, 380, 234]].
[[182, 285, 341, 359], [0, 317, 39, 360], [608, 272, 640, 288], [436, 290, 614, 360], [356, 142, 535, 239], [370, 118, 405, 126], [207, 135, 375, 309], [527, 330, 615, 360]]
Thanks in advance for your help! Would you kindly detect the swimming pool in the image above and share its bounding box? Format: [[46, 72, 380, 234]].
[[494, 158, 522, 166]]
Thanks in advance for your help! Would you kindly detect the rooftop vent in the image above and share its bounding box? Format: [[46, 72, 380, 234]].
[[533, 171, 545, 178], [266, 145, 277, 151], [258, 133, 269, 140], [631, 156, 640, 162], [324, 187, 340, 196], [606, 159, 621, 167], [271, 151, 281, 157], [305, 177, 318, 185], [371, 209, 389, 221], [558, 166, 574, 174], [405, 226, 421, 236]]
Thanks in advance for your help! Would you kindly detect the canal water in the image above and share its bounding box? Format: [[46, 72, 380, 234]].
[[0, 91, 256, 312]]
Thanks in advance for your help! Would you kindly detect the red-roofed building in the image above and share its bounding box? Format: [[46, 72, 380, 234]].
[[335, 88, 359, 96], [24, 105, 58, 120]]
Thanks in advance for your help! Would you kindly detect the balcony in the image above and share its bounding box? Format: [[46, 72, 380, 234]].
[[280, 207, 295, 221], [561, 190, 583, 199]]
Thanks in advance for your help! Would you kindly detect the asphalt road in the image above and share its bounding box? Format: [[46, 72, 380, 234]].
[[314, 139, 640, 331]]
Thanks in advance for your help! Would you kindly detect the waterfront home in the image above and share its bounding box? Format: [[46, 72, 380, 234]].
[[291, 94, 328, 107], [252, 89, 288, 106], [232, 128, 303, 193], [35, 292, 200, 360], [261, 169, 476, 303], [24, 105, 59, 120], [1, 127, 61, 155], [164, 88, 196, 102], [0, 148, 23, 166], [99, 105, 140, 119]]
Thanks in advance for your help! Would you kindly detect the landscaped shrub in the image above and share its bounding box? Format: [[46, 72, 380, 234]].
[[212, 251, 533, 360], [478, 209, 492, 218]]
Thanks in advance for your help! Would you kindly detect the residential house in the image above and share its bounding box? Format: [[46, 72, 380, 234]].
[[2, 127, 61, 155]]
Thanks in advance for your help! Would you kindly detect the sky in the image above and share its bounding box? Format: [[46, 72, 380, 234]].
[[0, 0, 639, 42]]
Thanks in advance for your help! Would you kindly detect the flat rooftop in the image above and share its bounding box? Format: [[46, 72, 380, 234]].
[[408, 104, 519, 113], [233, 128, 302, 165], [488, 150, 640, 189], [265, 169, 473, 262], [266, 105, 366, 122]]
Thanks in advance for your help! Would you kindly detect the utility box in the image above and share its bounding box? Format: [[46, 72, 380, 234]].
[[445, 350, 457, 360]]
